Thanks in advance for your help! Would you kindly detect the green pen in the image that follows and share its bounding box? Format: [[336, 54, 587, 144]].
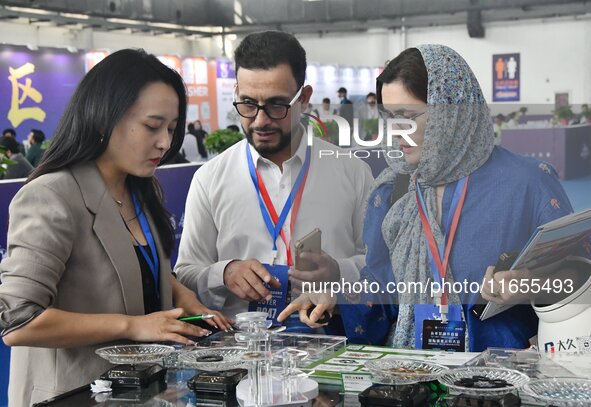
[[179, 314, 215, 322]]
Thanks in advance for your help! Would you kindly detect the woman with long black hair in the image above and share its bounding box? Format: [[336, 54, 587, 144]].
[[0, 48, 231, 406]]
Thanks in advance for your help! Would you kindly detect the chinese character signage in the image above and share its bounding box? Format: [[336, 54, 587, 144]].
[[492, 53, 520, 102], [0, 46, 85, 142]]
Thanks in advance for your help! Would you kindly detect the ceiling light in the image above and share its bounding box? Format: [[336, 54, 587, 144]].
[[4, 6, 53, 15], [149, 22, 183, 29], [60, 12, 89, 20], [106, 18, 143, 25], [185, 26, 222, 33]]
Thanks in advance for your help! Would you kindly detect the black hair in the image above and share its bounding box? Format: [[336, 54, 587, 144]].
[[234, 31, 307, 88], [30, 129, 45, 144], [376, 48, 428, 105], [337, 87, 347, 94], [226, 124, 240, 133], [28, 48, 187, 256], [187, 123, 195, 132], [0, 136, 20, 154], [366, 92, 377, 99], [322, 98, 330, 104], [2, 128, 16, 137]]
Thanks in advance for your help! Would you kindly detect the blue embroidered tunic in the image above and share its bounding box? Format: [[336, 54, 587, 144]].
[[340, 147, 575, 351]]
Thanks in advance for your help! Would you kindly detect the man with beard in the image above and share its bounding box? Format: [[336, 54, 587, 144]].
[[175, 31, 373, 327]]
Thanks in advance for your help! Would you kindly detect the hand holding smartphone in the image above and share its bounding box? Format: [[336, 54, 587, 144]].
[[294, 228, 322, 271], [471, 251, 519, 319]]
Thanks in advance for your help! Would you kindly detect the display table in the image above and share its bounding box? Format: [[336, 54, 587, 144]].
[[32, 339, 591, 406], [32, 368, 346, 406], [30, 366, 581, 406], [501, 124, 591, 179]]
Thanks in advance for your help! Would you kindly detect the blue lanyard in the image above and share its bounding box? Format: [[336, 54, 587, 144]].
[[130, 192, 160, 299], [245, 143, 312, 252], [416, 178, 468, 286]]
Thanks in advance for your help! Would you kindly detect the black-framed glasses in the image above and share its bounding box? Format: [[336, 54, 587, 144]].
[[233, 86, 303, 120]]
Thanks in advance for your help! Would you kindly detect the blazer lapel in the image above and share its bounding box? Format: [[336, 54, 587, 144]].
[[70, 162, 144, 316]]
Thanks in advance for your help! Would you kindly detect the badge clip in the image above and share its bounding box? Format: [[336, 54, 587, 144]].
[[432, 290, 448, 323], [270, 249, 278, 265]]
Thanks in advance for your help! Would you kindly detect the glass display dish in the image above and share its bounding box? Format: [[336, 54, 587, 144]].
[[95, 344, 175, 365], [465, 347, 578, 379], [438, 367, 529, 397], [178, 347, 247, 371], [523, 377, 591, 406], [364, 358, 448, 385], [191, 330, 347, 367]]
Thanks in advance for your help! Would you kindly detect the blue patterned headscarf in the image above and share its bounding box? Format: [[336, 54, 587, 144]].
[[377, 44, 495, 347]]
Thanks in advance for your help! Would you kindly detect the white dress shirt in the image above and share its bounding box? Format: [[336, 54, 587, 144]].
[[175, 131, 374, 317]]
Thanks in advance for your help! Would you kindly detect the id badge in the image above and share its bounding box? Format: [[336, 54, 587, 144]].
[[248, 264, 289, 325], [422, 320, 466, 351], [414, 304, 464, 351]]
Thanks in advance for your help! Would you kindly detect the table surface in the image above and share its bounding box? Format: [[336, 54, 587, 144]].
[[35, 337, 590, 407], [33, 366, 553, 407]]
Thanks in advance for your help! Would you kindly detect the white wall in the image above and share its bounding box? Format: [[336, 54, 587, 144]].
[[407, 19, 590, 105], [297, 18, 591, 106], [298, 30, 393, 68]]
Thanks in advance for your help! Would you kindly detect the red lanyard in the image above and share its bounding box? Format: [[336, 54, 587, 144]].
[[253, 163, 310, 266], [415, 177, 469, 305]]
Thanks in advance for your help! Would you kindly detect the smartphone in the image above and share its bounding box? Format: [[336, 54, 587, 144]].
[[294, 228, 321, 271]]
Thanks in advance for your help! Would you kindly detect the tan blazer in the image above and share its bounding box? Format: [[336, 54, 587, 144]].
[[0, 162, 173, 407]]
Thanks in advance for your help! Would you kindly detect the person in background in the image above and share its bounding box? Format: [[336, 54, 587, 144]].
[[167, 150, 190, 164], [337, 87, 354, 128], [359, 92, 380, 141], [2, 128, 25, 155], [0, 136, 33, 179], [337, 87, 352, 105], [507, 112, 519, 127], [193, 120, 209, 159], [2, 128, 15, 138], [318, 97, 337, 120], [226, 124, 241, 133], [518, 106, 528, 121], [0, 49, 230, 407], [282, 45, 584, 352], [580, 104, 590, 124], [25, 129, 45, 167], [359, 92, 379, 120], [181, 122, 201, 162]]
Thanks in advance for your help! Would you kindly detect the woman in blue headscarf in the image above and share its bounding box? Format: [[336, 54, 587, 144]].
[[282, 45, 584, 352]]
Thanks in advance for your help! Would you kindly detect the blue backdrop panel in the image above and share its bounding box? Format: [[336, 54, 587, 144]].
[[0, 180, 24, 407]]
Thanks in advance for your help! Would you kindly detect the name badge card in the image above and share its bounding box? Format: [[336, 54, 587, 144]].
[[248, 264, 289, 325]]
